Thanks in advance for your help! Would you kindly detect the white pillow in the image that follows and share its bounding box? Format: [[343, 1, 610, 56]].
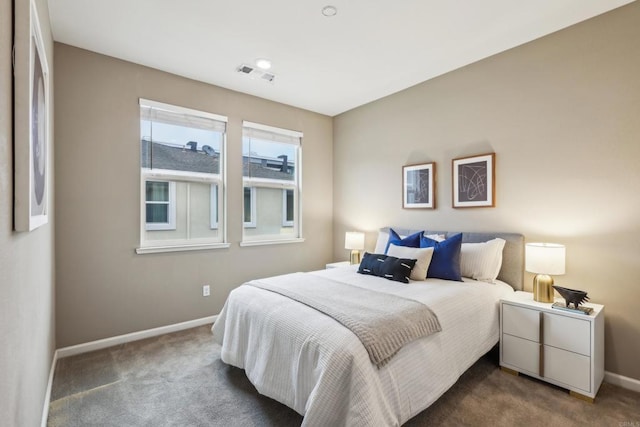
[[373, 230, 390, 254], [387, 244, 434, 281], [460, 238, 506, 283], [374, 230, 411, 254], [423, 233, 445, 242]]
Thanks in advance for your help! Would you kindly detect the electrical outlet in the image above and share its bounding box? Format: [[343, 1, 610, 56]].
[[202, 285, 210, 297]]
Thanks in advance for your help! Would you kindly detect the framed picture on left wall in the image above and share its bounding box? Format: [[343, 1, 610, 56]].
[[403, 162, 436, 209], [14, 0, 50, 231]]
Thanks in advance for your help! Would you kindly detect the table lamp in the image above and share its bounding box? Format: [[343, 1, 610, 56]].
[[345, 231, 365, 264], [525, 243, 566, 303]]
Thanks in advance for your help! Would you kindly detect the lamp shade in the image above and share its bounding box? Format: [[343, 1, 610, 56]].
[[345, 232, 365, 250], [525, 243, 566, 275]]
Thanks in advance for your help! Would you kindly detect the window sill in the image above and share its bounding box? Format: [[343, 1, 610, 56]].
[[239, 238, 305, 247], [136, 242, 231, 255]]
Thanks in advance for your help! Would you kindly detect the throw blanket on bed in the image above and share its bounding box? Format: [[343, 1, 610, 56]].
[[246, 273, 442, 368]]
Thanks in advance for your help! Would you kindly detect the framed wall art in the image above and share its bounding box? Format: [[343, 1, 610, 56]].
[[14, 0, 50, 231], [452, 153, 495, 208], [403, 162, 435, 209]]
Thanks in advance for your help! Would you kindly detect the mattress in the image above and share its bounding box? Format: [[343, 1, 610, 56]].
[[212, 265, 514, 426]]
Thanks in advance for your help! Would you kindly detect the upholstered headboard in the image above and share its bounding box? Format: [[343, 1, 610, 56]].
[[381, 227, 525, 291]]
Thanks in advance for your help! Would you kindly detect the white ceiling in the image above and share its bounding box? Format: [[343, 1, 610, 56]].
[[48, 0, 634, 116]]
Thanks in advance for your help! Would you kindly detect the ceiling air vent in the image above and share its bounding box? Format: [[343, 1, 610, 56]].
[[238, 65, 254, 74], [237, 64, 276, 83]]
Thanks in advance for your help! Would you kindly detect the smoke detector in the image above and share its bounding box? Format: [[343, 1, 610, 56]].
[[237, 64, 276, 83]]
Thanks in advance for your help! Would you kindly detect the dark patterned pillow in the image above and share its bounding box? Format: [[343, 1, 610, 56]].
[[357, 252, 417, 284]]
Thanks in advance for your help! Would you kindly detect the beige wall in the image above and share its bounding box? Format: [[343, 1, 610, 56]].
[[0, 0, 55, 425], [334, 3, 640, 379], [54, 44, 333, 347]]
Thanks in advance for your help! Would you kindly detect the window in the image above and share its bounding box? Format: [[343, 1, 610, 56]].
[[137, 99, 228, 253], [282, 189, 294, 227], [145, 181, 176, 230], [242, 121, 302, 244], [243, 187, 256, 228]]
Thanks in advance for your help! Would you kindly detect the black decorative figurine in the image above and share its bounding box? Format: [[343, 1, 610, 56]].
[[552, 286, 589, 309]]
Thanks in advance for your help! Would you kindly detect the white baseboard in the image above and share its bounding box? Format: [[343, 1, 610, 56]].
[[42, 315, 218, 425], [604, 371, 640, 393], [56, 315, 217, 359], [41, 349, 59, 427]]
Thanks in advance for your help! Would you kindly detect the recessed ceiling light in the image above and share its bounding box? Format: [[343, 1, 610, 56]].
[[255, 58, 272, 70], [322, 5, 337, 17]]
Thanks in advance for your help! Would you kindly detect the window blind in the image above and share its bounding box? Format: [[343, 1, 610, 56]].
[[243, 121, 302, 145], [140, 99, 227, 133]]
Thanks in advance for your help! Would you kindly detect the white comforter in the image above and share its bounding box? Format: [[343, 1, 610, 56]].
[[211, 266, 514, 426]]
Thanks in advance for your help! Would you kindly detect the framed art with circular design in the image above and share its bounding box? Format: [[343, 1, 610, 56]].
[[14, 0, 50, 231]]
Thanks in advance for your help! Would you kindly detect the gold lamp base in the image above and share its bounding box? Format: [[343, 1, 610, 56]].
[[533, 274, 555, 302], [350, 250, 361, 265]]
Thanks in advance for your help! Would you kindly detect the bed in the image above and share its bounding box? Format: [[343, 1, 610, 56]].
[[212, 229, 524, 426]]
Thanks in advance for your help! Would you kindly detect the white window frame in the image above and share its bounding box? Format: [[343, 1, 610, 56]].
[[241, 121, 303, 246], [282, 189, 294, 227], [137, 99, 229, 254], [145, 180, 176, 231], [243, 186, 257, 228]]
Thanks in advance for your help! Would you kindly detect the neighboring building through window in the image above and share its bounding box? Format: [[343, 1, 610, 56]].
[[138, 99, 227, 252], [243, 187, 256, 228], [210, 184, 219, 230], [145, 181, 176, 230], [282, 189, 294, 227], [242, 121, 302, 244]]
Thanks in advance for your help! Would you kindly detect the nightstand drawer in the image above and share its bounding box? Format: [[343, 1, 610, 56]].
[[544, 345, 591, 392], [502, 304, 540, 342], [543, 314, 590, 356], [500, 292, 604, 400], [502, 334, 539, 375]]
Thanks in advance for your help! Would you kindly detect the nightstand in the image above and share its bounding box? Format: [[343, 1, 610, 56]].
[[325, 261, 352, 269], [500, 291, 604, 402]]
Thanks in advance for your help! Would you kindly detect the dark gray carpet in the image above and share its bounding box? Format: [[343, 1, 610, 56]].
[[48, 325, 640, 426]]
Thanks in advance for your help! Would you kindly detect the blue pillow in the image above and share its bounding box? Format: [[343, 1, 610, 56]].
[[420, 233, 463, 281], [385, 229, 422, 254]]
